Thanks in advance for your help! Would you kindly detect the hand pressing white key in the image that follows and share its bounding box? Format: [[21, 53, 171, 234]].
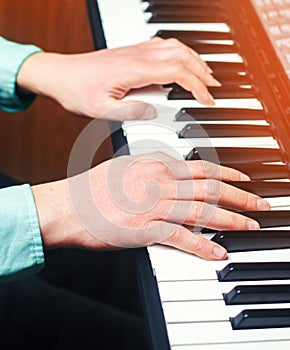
[[16, 37, 220, 120], [32, 152, 270, 261]]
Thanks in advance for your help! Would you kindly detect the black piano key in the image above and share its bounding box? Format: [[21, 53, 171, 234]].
[[185, 147, 282, 164], [149, 12, 226, 23], [230, 309, 290, 330], [156, 30, 232, 41], [175, 108, 266, 121], [146, 3, 223, 13], [241, 211, 290, 228], [221, 163, 290, 180], [211, 230, 290, 252], [145, 0, 223, 6], [225, 181, 290, 198], [207, 62, 247, 74], [223, 285, 290, 305], [155, 31, 236, 54], [214, 73, 251, 85], [144, 0, 220, 4], [168, 86, 256, 99], [217, 262, 290, 282], [178, 124, 271, 138], [183, 42, 237, 54]]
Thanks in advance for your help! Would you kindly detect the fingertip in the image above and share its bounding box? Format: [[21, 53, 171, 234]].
[[239, 172, 251, 181], [194, 91, 215, 106], [142, 103, 157, 119], [213, 245, 227, 260], [257, 199, 270, 210], [247, 220, 260, 230]]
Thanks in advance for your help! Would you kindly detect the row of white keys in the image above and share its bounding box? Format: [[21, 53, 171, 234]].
[[97, 0, 231, 48], [147, 243, 290, 346], [98, 0, 277, 156], [97, 1, 290, 348]]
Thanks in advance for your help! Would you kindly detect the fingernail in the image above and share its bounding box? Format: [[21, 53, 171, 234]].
[[204, 92, 214, 105], [208, 76, 222, 86], [247, 220, 260, 230], [213, 246, 227, 259], [207, 66, 213, 73], [257, 199, 270, 210], [240, 173, 250, 181], [212, 78, 222, 86], [142, 105, 157, 119]]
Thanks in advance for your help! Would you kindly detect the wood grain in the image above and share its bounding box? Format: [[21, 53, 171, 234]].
[[0, 0, 113, 184]]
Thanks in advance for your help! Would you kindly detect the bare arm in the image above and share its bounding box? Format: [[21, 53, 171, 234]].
[[16, 38, 220, 120]]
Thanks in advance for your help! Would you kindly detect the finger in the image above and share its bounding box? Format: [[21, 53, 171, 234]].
[[175, 69, 215, 106], [98, 99, 157, 121], [156, 37, 214, 78], [180, 50, 221, 87], [158, 201, 260, 230], [164, 160, 251, 181], [157, 222, 227, 260], [161, 179, 270, 211]]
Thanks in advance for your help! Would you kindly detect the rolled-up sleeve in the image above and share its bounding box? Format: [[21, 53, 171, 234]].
[[0, 36, 43, 113], [0, 184, 44, 283]]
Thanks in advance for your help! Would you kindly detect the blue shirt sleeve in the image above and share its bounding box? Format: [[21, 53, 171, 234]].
[[0, 36, 43, 113], [0, 184, 45, 283]]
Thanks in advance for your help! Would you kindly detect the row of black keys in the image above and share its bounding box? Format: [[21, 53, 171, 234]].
[[158, 34, 253, 98], [218, 262, 290, 330], [143, 0, 229, 23], [141, 1, 290, 332], [172, 107, 289, 180]]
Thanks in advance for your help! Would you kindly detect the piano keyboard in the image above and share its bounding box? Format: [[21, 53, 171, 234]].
[[88, 0, 290, 348]]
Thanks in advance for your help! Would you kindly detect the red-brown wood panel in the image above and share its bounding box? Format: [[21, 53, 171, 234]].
[[0, 0, 113, 184]]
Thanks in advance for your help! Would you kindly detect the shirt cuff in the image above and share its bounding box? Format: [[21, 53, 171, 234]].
[[0, 36, 43, 113], [0, 184, 45, 283]]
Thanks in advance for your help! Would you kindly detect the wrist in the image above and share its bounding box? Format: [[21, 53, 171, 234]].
[[16, 51, 68, 100], [31, 179, 81, 249]]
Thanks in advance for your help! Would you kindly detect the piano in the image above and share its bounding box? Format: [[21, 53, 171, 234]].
[[86, 0, 290, 349]]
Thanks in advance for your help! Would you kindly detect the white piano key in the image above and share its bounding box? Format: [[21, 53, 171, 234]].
[[158, 279, 290, 302], [172, 341, 290, 350], [147, 245, 290, 282], [126, 133, 278, 149], [167, 322, 290, 346], [97, 1, 290, 348], [163, 300, 290, 323]]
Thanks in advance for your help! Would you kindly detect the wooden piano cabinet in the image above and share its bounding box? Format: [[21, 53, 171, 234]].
[[0, 0, 113, 185]]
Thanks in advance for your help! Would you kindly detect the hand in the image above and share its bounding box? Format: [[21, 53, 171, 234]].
[[32, 152, 270, 261], [17, 38, 220, 120]]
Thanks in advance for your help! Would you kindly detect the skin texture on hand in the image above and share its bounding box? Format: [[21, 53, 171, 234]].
[[16, 38, 221, 120], [32, 152, 270, 261]]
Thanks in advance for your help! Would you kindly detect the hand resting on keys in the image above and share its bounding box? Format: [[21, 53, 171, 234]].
[[32, 152, 270, 261], [17, 37, 220, 120]]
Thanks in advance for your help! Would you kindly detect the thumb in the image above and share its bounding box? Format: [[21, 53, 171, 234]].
[[100, 99, 157, 121]]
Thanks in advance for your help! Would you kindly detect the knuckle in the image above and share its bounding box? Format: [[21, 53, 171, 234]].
[[194, 202, 205, 225], [166, 37, 182, 47], [206, 179, 221, 200], [169, 228, 184, 245], [191, 236, 206, 253], [239, 192, 250, 208], [227, 213, 240, 229]]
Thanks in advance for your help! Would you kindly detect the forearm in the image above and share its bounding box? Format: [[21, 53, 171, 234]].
[[17, 51, 70, 102], [31, 176, 111, 251]]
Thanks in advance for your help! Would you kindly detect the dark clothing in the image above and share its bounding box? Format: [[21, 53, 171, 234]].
[[0, 173, 149, 350]]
